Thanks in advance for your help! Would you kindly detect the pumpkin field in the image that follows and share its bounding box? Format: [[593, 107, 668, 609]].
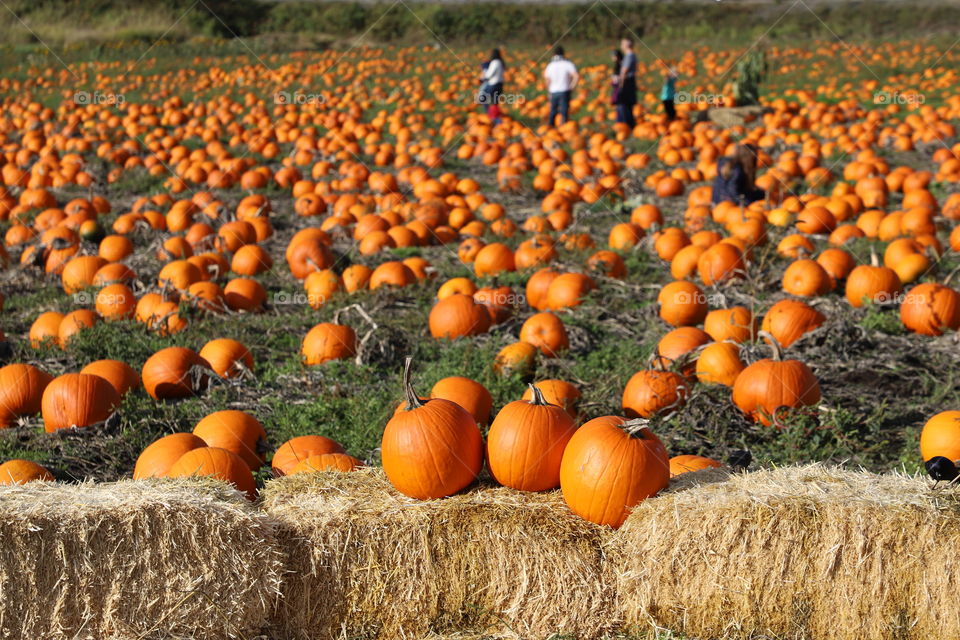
[[3, 4, 960, 638]]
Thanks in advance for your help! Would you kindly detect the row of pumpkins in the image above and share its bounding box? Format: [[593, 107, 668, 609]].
[[0, 354, 723, 529]]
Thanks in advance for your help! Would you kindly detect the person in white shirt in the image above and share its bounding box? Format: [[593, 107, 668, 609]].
[[479, 49, 505, 124], [543, 46, 578, 127]]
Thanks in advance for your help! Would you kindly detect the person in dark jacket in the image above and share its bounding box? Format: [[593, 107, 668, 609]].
[[610, 49, 624, 105], [615, 38, 637, 129], [712, 143, 765, 206]]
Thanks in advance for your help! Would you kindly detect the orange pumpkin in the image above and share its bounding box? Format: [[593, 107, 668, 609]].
[[0, 364, 53, 427], [168, 447, 257, 500], [41, 373, 121, 432], [669, 454, 723, 477], [430, 377, 493, 425], [559, 416, 669, 527], [381, 358, 484, 499], [133, 433, 207, 479], [193, 410, 268, 471], [519, 312, 569, 356], [80, 359, 140, 396], [0, 459, 54, 484], [428, 294, 491, 339], [291, 453, 362, 473], [487, 384, 576, 492], [302, 323, 357, 365], [732, 333, 821, 426], [141, 347, 210, 400]]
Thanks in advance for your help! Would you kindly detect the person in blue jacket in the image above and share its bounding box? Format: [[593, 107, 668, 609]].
[[661, 67, 678, 121], [712, 144, 765, 206]]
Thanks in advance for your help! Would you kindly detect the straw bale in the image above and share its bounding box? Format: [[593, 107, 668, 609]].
[[262, 468, 615, 640], [611, 464, 960, 640], [0, 478, 284, 639]]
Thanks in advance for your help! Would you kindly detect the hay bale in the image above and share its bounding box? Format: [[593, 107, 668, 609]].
[[0, 479, 283, 640], [262, 468, 615, 639], [611, 464, 960, 640]]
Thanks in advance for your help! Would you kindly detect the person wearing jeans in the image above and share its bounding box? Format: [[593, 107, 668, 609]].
[[615, 38, 637, 129], [543, 46, 578, 127]]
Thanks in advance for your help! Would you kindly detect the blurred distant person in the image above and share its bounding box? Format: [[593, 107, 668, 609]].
[[544, 46, 578, 127], [712, 143, 765, 206], [480, 48, 504, 124], [661, 67, 678, 121], [610, 49, 624, 105], [615, 38, 637, 129]]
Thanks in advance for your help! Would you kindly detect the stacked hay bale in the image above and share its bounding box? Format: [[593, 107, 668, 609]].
[[611, 464, 960, 640], [0, 478, 284, 640], [262, 468, 616, 640]]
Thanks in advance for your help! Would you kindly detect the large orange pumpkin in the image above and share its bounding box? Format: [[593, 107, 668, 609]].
[[559, 416, 669, 528], [760, 299, 825, 348], [899, 283, 960, 336], [193, 410, 268, 471], [199, 338, 254, 378], [41, 373, 121, 432], [0, 363, 53, 427], [732, 333, 821, 426], [381, 358, 484, 499], [141, 347, 210, 400], [845, 262, 902, 307], [704, 306, 757, 343], [487, 384, 576, 492], [658, 280, 708, 326]]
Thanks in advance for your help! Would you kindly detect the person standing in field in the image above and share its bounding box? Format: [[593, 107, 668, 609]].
[[480, 48, 505, 124], [615, 38, 637, 129], [544, 46, 578, 127], [661, 67, 678, 121], [610, 49, 624, 106]]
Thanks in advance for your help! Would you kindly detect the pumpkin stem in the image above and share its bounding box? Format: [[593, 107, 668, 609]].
[[649, 353, 666, 371], [402, 356, 423, 410], [869, 248, 879, 268], [622, 418, 651, 437], [527, 383, 549, 406], [757, 330, 783, 361]]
